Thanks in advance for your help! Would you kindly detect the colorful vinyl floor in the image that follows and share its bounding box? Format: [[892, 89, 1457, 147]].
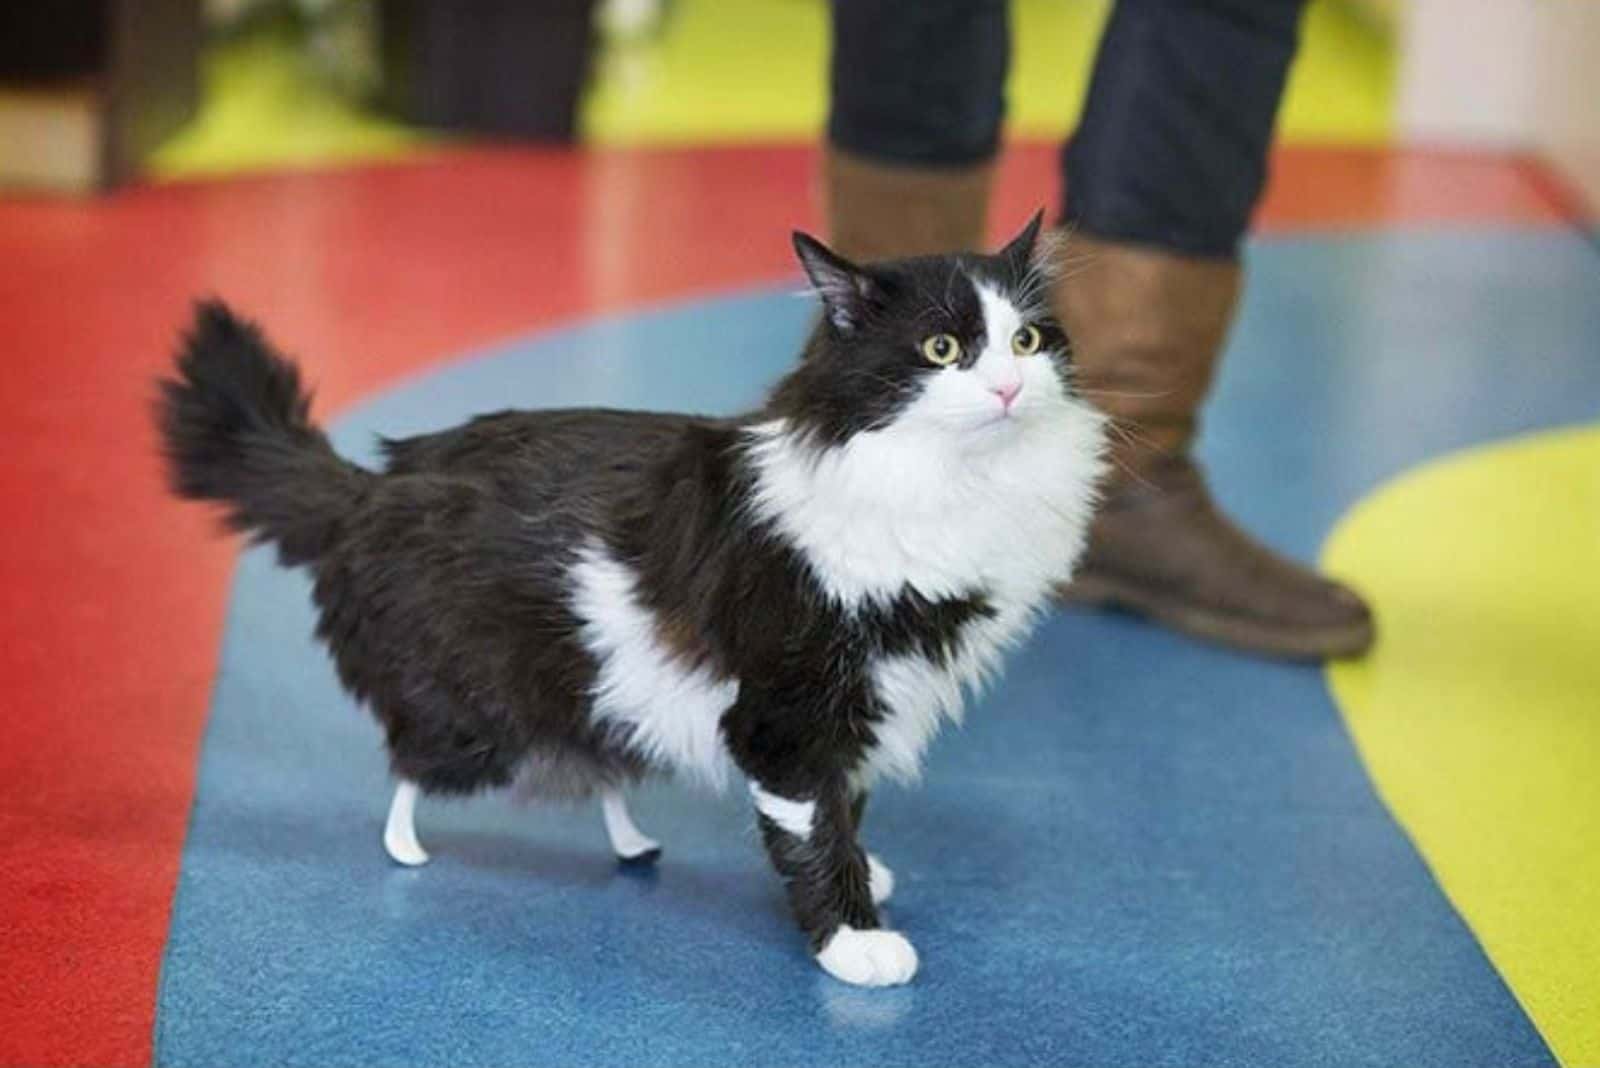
[[0, 144, 1595, 1067]]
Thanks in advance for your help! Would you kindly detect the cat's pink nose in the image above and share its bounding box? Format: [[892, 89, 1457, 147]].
[[992, 380, 1023, 409]]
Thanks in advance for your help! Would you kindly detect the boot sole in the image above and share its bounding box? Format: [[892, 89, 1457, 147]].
[[1057, 574, 1375, 662]]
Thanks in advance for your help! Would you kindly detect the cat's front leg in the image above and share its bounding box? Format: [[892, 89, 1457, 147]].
[[747, 778, 918, 987]]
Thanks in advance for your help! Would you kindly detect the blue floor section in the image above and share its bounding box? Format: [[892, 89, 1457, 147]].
[[155, 228, 1600, 1066]]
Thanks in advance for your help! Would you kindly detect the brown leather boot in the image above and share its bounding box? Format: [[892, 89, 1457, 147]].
[[823, 145, 994, 261], [1054, 235, 1375, 660]]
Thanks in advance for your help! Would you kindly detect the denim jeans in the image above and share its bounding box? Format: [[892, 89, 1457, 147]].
[[828, 0, 1308, 258]]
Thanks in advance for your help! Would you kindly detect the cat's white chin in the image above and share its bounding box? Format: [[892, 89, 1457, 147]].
[[960, 409, 1022, 434], [816, 926, 919, 987]]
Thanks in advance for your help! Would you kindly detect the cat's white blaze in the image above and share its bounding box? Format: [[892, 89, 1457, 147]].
[[569, 541, 737, 789], [749, 782, 815, 839], [746, 282, 1105, 782], [972, 281, 1026, 397]]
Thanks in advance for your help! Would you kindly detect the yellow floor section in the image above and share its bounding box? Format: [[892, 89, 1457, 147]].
[[1324, 426, 1600, 1067], [153, 0, 1390, 181], [583, 0, 1393, 145], [151, 21, 426, 180]]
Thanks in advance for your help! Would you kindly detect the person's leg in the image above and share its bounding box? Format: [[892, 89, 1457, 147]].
[[1066, 0, 1302, 259], [825, 0, 1009, 260], [1054, 0, 1374, 660]]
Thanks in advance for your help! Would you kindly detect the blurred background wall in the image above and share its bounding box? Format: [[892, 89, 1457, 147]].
[[1395, 0, 1600, 209], [1, 0, 1594, 211]]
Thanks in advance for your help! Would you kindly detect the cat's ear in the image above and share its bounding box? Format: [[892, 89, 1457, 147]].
[[998, 210, 1047, 273], [793, 232, 879, 333]]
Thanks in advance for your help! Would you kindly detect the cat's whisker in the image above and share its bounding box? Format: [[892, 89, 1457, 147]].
[[1100, 452, 1159, 494], [1109, 418, 1165, 455], [1101, 415, 1162, 454], [1074, 386, 1177, 401]]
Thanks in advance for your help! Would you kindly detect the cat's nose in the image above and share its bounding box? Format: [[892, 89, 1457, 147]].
[[991, 380, 1023, 410]]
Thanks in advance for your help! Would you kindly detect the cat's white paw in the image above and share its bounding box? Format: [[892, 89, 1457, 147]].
[[383, 823, 429, 867], [867, 853, 894, 905], [816, 926, 919, 987], [384, 781, 429, 867], [601, 788, 661, 864]]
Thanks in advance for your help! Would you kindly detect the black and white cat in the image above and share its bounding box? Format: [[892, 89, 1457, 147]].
[[157, 214, 1106, 987]]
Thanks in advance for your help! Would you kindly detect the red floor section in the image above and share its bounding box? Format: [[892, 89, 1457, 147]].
[[0, 144, 1577, 1067]]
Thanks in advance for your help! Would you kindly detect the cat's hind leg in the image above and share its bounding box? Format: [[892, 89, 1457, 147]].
[[601, 786, 661, 864], [384, 780, 430, 866]]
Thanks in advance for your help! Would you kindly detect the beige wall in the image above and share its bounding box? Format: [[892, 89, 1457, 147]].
[[1397, 0, 1600, 212], [1528, 5, 1600, 212]]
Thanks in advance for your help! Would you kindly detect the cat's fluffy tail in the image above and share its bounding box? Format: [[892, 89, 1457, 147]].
[[156, 299, 372, 567]]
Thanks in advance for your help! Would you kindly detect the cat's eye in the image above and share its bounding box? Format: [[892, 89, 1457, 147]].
[[1012, 324, 1043, 356], [920, 334, 962, 366]]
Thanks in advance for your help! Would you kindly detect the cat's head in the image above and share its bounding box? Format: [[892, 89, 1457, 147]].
[[769, 212, 1094, 449]]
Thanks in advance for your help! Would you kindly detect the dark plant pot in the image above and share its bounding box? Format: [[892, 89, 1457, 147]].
[[378, 0, 599, 142], [0, 0, 199, 191]]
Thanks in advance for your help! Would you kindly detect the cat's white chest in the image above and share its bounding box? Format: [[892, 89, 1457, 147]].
[[744, 414, 1100, 787], [744, 411, 1104, 608]]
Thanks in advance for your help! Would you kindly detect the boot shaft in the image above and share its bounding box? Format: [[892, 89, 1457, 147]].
[[823, 146, 994, 262], [1053, 236, 1241, 465]]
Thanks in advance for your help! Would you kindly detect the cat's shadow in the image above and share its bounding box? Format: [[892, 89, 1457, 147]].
[[387, 828, 789, 938], [419, 829, 647, 886]]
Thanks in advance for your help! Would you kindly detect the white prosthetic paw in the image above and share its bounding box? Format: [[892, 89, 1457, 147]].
[[816, 926, 919, 987], [383, 780, 429, 866], [867, 853, 895, 905], [601, 788, 661, 863]]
